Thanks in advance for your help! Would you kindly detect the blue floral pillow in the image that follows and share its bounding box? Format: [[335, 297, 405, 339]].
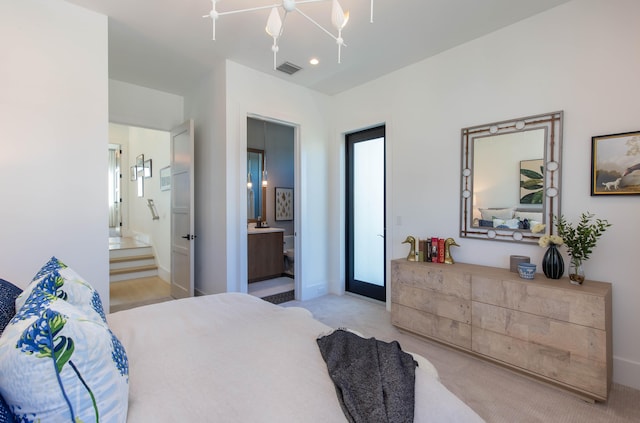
[[0, 289, 128, 422], [16, 257, 106, 323], [0, 279, 23, 337], [0, 393, 15, 423]]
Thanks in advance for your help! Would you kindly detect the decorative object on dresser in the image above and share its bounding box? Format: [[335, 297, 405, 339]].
[[534, 225, 565, 279], [509, 255, 530, 272], [402, 236, 417, 261], [443, 238, 460, 264], [391, 259, 612, 402], [555, 212, 611, 285], [517, 263, 536, 280], [591, 130, 640, 196]]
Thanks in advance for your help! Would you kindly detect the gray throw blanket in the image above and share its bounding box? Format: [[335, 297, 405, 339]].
[[316, 329, 418, 423]]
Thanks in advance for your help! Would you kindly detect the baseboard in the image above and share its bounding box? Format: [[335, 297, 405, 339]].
[[613, 356, 640, 390], [157, 266, 170, 283]]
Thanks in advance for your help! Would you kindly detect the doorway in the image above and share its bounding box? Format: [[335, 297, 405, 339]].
[[107, 123, 173, 311], [108, 144, 122, 237], [346, 125, 386, 301], [246, 116, 297, 303]]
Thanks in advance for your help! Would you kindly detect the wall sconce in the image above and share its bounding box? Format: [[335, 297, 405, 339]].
[[247, 172, 253, 189]]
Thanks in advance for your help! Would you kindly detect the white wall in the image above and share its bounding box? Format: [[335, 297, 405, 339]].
[[184, 62, 228, 296], [109, 79, 184, 131], [0, 0, 109, 304], [333, 0, 640, 389], [184, 60, 333, 300]]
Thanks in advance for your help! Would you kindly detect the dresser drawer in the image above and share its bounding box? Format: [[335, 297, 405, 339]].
[[391, 280, 470, 323], [471, 276, 607, 329], [391, 303, 472, 349], [392, 260, 471, 299], [472, 302, 608, 398]]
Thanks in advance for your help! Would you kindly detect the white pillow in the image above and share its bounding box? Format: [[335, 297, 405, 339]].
[[0, 289, 128, 422], [515, 211, 543, 222], [480, 207, 514, 221]]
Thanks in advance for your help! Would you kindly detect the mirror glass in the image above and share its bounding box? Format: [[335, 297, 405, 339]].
[[460, 111, 563, 243], [247, 148, 266, 222]]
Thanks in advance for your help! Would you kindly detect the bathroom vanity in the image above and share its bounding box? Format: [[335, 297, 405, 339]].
[[248, 228, 284, 282]]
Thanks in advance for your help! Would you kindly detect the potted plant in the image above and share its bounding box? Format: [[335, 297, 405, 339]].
[[554, 212, 611, 284]]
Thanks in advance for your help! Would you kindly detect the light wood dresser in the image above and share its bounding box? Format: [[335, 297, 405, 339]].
[[391, 259, 612, 401]]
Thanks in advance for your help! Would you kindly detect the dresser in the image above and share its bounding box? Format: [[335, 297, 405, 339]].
[[391, 259, 612, 401]]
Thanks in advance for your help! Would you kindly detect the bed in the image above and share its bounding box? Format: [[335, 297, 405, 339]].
[[0, 258, 485, 422]]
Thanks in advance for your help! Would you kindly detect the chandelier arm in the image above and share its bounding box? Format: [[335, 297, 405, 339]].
[[295, 8, 346, 45], [370, 0, 374, 23], [217, 4, 281, 17]]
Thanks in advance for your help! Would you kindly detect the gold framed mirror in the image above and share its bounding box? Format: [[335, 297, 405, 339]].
[[460, 111, 563, 243]]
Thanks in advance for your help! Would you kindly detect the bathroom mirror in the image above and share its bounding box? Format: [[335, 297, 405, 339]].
[[247, 148, 266, 222], [460, 111, 563, 243]]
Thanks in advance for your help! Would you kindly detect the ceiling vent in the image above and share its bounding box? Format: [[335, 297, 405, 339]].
[[276, 62, 302, 75]]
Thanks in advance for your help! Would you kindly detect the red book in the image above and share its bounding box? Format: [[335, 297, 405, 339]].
[[438, 238, 445, 263], [431, 237, 438, 263]]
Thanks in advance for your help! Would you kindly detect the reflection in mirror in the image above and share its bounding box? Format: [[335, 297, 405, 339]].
[[247, 148, 266, 222], [460, 111, 563, 244]]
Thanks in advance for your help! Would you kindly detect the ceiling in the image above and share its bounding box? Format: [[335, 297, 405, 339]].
[[64, 0, 570, 96]]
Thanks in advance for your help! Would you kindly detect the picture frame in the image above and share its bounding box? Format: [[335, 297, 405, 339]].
[[591, 131, 640, 196], [160, 166, 171, 191], [275, 187, 293, 221], [519, 159, 544, 204], [143, 159, 152, 178], [136, 154, 144, 198]]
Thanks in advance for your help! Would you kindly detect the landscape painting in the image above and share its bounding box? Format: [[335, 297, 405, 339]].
[[591, 131, 640, 196]]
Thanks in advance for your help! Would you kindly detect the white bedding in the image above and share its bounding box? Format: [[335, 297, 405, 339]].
[[107, 293, 484, 422]]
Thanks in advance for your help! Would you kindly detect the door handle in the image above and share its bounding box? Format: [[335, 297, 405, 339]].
[[181, 234, 197, 240]]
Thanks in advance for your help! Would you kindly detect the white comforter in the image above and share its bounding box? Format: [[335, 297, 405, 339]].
[[107, 293, 484, 422]]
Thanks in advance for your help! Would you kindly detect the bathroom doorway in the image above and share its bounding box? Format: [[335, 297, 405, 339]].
[[246, 117, 296, 303]]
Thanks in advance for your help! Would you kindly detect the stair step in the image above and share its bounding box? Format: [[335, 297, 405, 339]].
[[110, 264, 158, 276], [109, 246, 153, 260], [110, 254, 155, 264]]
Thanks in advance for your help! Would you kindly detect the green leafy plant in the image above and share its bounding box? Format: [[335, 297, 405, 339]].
[[554, 212, 611, 263]]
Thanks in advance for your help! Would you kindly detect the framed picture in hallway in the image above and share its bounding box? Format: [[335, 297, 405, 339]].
[[275, 187, 293, 221], [160, 166, 171, 191]]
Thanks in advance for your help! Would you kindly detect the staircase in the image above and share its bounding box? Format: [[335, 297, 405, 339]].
[[109, 238, 158, 283]]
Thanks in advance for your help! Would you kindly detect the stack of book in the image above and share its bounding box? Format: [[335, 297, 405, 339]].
[[415, 237, 446, 263]]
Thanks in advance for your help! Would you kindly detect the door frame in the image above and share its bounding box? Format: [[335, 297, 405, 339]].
[[242, 113, 301, 299], [345, 125, 386, 302]]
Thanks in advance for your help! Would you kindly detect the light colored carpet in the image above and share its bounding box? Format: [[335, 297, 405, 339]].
[[284, 294, 640, 423]]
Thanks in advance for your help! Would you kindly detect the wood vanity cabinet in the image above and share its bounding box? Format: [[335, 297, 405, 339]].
[[391, 259, 612, 401], [248, 231, 284, 282]]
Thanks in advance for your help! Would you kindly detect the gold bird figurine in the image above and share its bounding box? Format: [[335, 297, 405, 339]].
[[402, 236, 417, 261], [444, 237, 460, 264]]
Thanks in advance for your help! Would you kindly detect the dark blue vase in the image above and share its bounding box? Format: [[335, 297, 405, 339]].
[[542, 244, 564, 279]]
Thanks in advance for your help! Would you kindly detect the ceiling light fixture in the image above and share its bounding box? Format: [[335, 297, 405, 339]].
[[204, 0, 375, 69]]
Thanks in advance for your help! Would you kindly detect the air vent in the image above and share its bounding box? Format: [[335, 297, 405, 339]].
[[276, 61, 302, 75]]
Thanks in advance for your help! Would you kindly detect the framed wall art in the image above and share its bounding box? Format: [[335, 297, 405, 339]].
[[160, 166, 171, 191], [519, 159, 544, 204], [275, 187, 293, 221], [591, 131, 640, 196]]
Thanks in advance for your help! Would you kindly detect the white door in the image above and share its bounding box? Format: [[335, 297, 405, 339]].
[[170, 120, 195, 299]]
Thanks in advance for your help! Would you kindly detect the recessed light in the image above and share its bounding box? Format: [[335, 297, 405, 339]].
[[309, 58, 319, 66]]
